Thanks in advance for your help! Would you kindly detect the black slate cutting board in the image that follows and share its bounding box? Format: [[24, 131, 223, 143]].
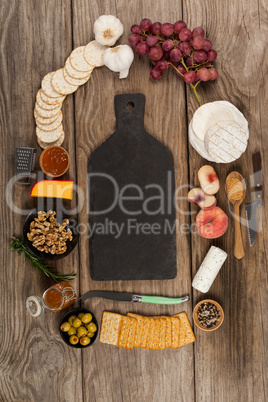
[[88, 93, 177, 281]]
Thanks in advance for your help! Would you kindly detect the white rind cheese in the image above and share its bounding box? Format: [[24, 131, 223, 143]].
[[205, 121, 248, 163], [188, 120, 214, 161], [192, 246, 227, 293]]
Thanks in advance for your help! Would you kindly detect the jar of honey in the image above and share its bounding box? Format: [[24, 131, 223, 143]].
[[39, 145, 69, 177], [26, 281, 77, 317]]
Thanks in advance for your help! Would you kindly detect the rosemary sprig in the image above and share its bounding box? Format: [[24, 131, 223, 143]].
[[10, 236, 76, 282]]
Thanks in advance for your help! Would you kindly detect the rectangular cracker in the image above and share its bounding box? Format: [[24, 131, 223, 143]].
[[145, 318, 156, 349], [126, 318, 137, 350], [165, 317, 172, 349], [117, 316, 132, 349], [158, 318, 167, 350], [173, 312, 196, 347], [140, 316, 150, 348], [99, 311, 122, 346], [151, 319, 161, 350], [171, 317, 180, 349], [127, 313, 144, 348]]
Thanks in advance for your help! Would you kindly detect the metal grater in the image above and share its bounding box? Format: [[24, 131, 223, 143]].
[[15, 147, 36, 184]]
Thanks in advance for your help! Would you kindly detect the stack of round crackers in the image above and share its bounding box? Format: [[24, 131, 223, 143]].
[[35, 41, 108, 149]]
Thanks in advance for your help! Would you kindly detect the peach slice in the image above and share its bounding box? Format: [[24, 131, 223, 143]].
[[188, 188, 217, 210], [196, 207, 228, 239], [198, 165, 220, 195]]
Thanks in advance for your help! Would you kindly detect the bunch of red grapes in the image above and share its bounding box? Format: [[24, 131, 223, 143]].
[[129, 19, 218, 104]]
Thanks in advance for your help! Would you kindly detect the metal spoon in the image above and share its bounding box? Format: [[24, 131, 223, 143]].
[[225, 172, 246, 259]]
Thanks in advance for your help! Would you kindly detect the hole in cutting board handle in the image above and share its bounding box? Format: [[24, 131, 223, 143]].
[[126, 102, 134, 111]]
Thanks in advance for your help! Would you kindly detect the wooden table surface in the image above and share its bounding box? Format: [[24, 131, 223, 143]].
[[0, 1, 267, 401]]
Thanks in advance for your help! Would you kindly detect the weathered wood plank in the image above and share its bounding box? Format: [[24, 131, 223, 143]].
[[183, 0, 268, 401], [72, 1, 194, 401], [0, 1, 82, 401]]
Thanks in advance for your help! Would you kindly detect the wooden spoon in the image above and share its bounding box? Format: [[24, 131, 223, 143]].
[[225, 172, 246, 259]]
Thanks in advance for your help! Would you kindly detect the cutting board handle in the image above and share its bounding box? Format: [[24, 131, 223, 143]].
[[114, 93, 145, 130]]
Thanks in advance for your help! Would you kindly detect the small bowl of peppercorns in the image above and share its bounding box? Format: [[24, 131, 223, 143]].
[[193, 299, 224, 332]]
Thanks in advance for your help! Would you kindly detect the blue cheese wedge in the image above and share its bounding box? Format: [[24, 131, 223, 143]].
[[205, 121, 248, 163]]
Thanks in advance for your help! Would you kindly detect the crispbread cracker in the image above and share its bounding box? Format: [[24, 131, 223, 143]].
[[36, 124, 63, 143], [99, 311, 122, 346], [151, 319, 161, 350], [145, 318, 156, 349], [37, 132, 65, 149], [65, 57, 92, 79], [140, 316, 150, 348], [35, 102, 61, 119], [158, 318, 166, 350], [171, 317, 180, 349], [34, 108, 61, 125], [36, 111, 63, 131], [84, 40, 107, 67], [118, 316, 132, 349], [36, 90, 62, 111], [42, 72, 62, 98], [63, 66, 91, 87], [52, 69, 78, 95], [127, 313, 144, 348], [126, 318, 137, 350], [40, 89, 65, 105], [70, 46, 93, 72], [173, 312, 196, 347]]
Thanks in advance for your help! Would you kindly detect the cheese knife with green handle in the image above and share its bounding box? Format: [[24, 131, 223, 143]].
[[81, 291, 189, 305]]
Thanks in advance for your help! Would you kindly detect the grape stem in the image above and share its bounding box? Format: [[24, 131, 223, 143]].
[[173, 58, 201, 106]]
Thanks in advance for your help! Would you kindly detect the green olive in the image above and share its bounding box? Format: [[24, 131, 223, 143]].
[[69, 335, 79, 345], [68, 326, 76, 336], [80, 336, 91, 346], [87, 331, 95, 338], [61, 322, 71, 332], [82, 313, 92, 324], [77, 326, 87, 338], [87, 322, 97, 332], [68, 315, 77, 326], [78, 312, 84, 320], [72, 318, 82, 328]]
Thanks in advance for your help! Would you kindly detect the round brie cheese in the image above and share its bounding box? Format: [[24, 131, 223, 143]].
[[188, 120, 215, 161]]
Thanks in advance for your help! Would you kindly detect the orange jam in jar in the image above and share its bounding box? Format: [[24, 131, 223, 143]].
[[43, 281, 77, 312], [40, 146, 69, 177]]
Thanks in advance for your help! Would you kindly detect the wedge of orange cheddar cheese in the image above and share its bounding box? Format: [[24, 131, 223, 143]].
[[30, 180, 74, 200]]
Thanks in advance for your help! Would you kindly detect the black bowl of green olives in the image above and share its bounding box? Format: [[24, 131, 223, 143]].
[[59, 308, 98, 348]]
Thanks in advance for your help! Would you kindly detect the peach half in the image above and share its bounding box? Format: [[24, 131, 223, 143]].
[[198, 165, 220, 195], [196, 207, 228, 239], [188, 188, 217, 210]]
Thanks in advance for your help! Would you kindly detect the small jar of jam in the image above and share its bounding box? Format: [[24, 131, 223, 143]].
[[39, 145, 69, 177], [26, 281, 77, 317]]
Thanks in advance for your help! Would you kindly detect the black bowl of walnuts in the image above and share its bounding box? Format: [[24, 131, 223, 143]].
[[59, 308, 98, 348]]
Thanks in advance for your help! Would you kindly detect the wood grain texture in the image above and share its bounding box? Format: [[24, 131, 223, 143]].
[[0, 1, 82, 402], [183, 0, 268, 401], [0, 0, 267, 401]]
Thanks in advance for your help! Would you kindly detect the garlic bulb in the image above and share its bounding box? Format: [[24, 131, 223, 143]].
[[103, 45, 134, 79], [94, 15, 124, 46]]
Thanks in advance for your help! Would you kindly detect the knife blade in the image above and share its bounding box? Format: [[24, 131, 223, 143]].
[[245, 151, 262, 246], [81, 290, 189, 305]]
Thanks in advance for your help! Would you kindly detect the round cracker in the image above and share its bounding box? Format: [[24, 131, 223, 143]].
[[37, 132, 65, 149], [34, 108, 61, 125], [36, 111, 63, 131], [70, 46, 93, 72], [65, 57, 93, 79], [52, 68, 78, 95], [36, 124, 63, 143], [84, 40, 107, 67], [40, 89, 65, 105], [63, 66, 91, 86], [42, 72, 63, 98], [36, 90, 61, 111], [35, 102, 61, 119]]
